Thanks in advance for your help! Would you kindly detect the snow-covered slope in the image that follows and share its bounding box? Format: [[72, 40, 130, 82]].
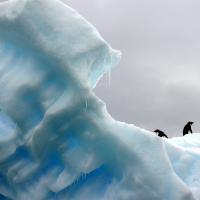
[[0, 0, 199, 199]]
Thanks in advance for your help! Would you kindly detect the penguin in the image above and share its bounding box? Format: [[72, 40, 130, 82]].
[[183, 122, 194, 136], [154, 129, 168, 138]]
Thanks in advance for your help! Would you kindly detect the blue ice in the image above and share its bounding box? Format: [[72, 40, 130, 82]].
[[0, 0, 199, 199]]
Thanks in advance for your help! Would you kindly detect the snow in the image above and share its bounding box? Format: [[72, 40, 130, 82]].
[[0, 0, 199, 199]]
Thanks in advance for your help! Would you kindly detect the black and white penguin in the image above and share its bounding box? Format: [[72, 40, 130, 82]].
[[183, 122, 194, 136]]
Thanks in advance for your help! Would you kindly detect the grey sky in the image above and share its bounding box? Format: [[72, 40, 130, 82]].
[[63, 0, 200, 137]]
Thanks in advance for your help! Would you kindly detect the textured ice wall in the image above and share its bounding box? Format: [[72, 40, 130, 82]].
[[0, 0, 199, 199]]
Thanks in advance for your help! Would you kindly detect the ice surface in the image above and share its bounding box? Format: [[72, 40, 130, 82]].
[[0, 0, 199, 199]]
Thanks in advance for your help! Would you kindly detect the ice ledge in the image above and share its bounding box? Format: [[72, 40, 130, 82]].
[[0, 0, 121, 88]]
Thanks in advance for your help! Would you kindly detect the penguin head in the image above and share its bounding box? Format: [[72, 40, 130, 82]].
[[154, 129, 163, 134], [188, 122, 194, 125]]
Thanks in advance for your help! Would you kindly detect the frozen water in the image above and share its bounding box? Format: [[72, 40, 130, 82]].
[[0, 0, 199, 199]]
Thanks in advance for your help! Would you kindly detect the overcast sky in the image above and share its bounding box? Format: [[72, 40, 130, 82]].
[[63, 0, 200, 137]]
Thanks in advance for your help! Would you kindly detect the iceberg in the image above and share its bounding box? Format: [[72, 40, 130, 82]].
[[0, 0, 199, 199]]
